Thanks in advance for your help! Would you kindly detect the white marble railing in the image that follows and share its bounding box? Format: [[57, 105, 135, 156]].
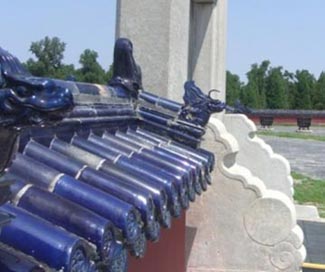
[[186, 117, 305, 272], [223, 114, 294, 199]]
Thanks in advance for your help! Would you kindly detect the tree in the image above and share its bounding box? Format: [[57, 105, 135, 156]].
[[265, 67, 288, 109], [240, 81, 258, 108], [105, 64, 113, 82], [243, 60, 270, 108], [54, 64, 76, 80], [313, 72, 325, 110], [293, 70, 315, 109], [23, 37, 113, 84], [226, 71, 242, 106], [228, 63, 323, 110], [283, 70, 296, 109], [255, 60, 270, 108], [77, 49, 106, 84], [25, 36, 66, 78]]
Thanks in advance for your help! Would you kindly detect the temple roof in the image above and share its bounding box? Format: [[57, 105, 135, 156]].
[[0, 39, 217, 271]]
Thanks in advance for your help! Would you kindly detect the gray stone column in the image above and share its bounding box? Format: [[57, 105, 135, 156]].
[[116, 0, 191, 101], [116, 0, 227, 103], [189, 0, 227, 102]]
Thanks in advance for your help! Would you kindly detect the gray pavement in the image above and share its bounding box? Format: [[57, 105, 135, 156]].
[[260, 135, 325, 180], [298, 220, 325, 265], [271, 125, 325, 136]]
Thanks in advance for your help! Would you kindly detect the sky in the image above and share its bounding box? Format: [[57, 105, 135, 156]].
[[1, 1, 325, 82], [1, 0, 117, 70], [228, 0, 325, 81]]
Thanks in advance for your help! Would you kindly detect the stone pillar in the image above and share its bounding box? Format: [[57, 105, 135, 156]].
[[116, 0, 191, 101], [116, 0, 227, 102], [189, 0, 227, 102]]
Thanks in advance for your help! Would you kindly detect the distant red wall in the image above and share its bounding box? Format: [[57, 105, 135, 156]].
[[248, 115, 325, 126], [128, 212, 186, 272]]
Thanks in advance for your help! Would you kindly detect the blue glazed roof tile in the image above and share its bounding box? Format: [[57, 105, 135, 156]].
[[0, 38, 217, 272]]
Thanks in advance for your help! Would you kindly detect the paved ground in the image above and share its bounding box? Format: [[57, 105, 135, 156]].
[[260, 135, 325, 180], [271, 125, 325, 136], [299, 220, 325, 266]]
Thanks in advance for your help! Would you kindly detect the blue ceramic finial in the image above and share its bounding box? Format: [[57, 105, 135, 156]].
[[108, 38, 142, 99]]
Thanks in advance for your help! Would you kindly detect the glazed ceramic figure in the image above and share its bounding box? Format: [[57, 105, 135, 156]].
[[178, 81, 226, 126], [0, 47, 73, 127], [109, 38, 142, 99]]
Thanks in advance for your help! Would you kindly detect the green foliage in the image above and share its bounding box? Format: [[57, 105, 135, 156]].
[[256, 60, 270, 108], [241, 61, 270, 108], [265, 67, 288, 109], [25, 36, 66, 78], [54, 64, 76, 80], [283, 70, 296, 109], [77, 49, 106, 84], [240, 82, 258, 108], [105, 64, 114, 82], [313, 72, 325, 110], [226, 71, 242, 105], [23, 36, 112, 84], [293, 70, 315, 109], [293, 172, 325, 217], [227, 59, 325, 110]]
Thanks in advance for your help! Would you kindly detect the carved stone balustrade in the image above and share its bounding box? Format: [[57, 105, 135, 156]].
[[186, 117, 305, 272]]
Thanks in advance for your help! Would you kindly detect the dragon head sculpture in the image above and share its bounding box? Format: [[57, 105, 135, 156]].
[[179, 81, 226, 127], [0, 47, 74, 127], [0, 47, 74, 181]]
